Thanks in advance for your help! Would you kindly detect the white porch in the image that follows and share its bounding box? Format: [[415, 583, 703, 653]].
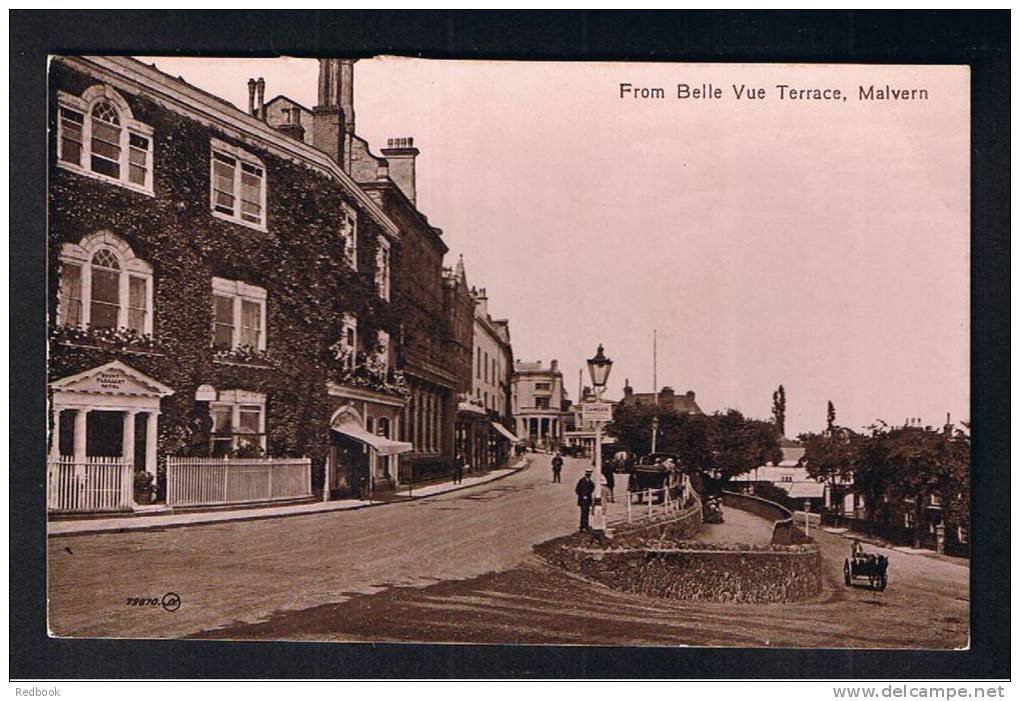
[[49, 361, 174, 510]]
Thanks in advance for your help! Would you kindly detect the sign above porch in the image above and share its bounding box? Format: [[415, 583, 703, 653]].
[[50, 360, 175, 398]]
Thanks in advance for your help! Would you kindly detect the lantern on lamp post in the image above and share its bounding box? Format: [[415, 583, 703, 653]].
[[586, 344, 613, 484]]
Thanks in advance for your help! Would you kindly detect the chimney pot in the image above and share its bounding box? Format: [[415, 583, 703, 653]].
[[247, 78, 257, 116]]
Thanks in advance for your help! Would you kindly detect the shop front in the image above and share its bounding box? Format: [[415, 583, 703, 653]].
[[325, 383, 411, 500]]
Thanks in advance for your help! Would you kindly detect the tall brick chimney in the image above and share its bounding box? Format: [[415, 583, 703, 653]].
[[381, 137, 419, 204], [313, 58, 357, 172]]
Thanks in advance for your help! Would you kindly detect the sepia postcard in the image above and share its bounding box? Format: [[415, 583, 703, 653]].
[[43, 54, 971, 651]]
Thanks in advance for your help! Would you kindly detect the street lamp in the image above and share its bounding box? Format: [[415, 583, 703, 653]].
[[586, 344, 613, 491], [651, 415, 659, 454]]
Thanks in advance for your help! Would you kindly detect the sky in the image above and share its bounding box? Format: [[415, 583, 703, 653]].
[[136, 56, 970, 438]]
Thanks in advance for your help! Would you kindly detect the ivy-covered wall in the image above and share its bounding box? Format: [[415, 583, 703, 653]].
[[48, 60, 403, 486]]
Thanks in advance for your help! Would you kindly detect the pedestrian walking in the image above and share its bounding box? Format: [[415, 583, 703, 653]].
[[575, 468, 596, 531], [452, 453, 465, 485], [551, 452, 563, 483]]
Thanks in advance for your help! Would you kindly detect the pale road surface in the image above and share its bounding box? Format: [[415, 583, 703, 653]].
[[48, 455, 969, 647]]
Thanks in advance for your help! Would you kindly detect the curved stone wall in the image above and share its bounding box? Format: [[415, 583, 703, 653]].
[[536, 538, 823, 603], [722, 490, 812, 545], [535, 489, 823, 603]]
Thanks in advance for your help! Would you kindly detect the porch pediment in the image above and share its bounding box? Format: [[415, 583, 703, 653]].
[[50, 360, 175, 398]]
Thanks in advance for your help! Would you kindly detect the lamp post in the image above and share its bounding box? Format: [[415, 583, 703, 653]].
[[651, 415, 660, 454], [586, 344, 614, 486]]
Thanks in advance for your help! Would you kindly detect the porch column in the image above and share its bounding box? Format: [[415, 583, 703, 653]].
[[49, 406, 62, 460], [145, 411, 158, 480], [73, 408, 89, 462], [122, 410, 137, 468]]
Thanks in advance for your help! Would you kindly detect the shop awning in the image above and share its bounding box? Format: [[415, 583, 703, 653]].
[[490, 422, 522, 442], [331, 423, 413, 456]]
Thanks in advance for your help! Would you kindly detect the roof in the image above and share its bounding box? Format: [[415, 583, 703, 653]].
[[624, 391, 702, 415], [788, 482, 826, 499]]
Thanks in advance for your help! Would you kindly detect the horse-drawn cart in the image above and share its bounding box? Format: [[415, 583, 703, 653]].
[[844, 547, 889, 591]]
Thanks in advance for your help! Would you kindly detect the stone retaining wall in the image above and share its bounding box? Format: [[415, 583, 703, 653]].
[[536, 538, 822, 603], [534, 491, 823, 603]]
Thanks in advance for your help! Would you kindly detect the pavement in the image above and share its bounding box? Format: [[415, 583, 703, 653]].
[[47, 454, 969, 647], [47, 461, 527, 537]]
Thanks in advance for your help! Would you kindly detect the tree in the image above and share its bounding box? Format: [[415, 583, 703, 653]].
[[703, 410, 783, 493], [817, 421, 971, 548], [772, 385, 786, 436], [826, 401, 836, 432]]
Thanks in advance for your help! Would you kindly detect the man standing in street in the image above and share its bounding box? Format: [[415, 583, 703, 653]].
[[575, 467, 596, 531], [551, 452, 563, 483]]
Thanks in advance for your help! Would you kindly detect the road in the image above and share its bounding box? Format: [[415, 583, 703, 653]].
[[48, 454, 969, 647]]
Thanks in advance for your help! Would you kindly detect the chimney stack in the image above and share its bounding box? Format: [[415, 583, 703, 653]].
[[474, 285, 488, 318], [313, 59, 357, 172], [247, 78, 257, 116], [255, 78, 266, 121], [381, 137, 419, 204], [550, 359, 559, 373]]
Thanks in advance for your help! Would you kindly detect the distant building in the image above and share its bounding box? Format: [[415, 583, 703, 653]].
[[731, 441, 853, 513], [512, 360, 567, 449], [452, 270, 516, 470], [618, 381, 703, 414], [562, 386, 618, 458]]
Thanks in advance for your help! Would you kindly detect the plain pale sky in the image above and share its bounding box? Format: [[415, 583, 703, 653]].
[[136, 56, 970, 437]]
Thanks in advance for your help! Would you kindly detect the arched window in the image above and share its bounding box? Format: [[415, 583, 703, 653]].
[[58, 232, 154, 335], [56, 85, 154, 195]]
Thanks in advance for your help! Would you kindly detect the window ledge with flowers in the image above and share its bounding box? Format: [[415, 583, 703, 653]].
[[332, 348, 410, 400], [53, 325, 164, 357], [212, 344, 277, 369]]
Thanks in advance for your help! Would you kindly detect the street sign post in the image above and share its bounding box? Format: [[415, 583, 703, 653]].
[[581, 402, 613, 424]]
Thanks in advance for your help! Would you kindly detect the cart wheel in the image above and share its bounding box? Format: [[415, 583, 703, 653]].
[[843, 559, 851, 586]]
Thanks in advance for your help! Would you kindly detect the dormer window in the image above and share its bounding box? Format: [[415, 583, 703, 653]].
[[209, 138, 267, 231], [56, 86, 154, 195]]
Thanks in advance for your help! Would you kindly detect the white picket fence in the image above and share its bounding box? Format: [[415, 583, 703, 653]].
[[48, 456, 134, 513], [165, 456, 312, 507]]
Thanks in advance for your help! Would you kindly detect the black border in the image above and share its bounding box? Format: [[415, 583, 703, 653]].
[[10, 10, 1009, 680]]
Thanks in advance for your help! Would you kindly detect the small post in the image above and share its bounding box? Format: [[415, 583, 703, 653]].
[[627, 495, 632, 523], [223, 457, 230, 503], [804, 499, 811, 537], [647, 489, 652, 518]]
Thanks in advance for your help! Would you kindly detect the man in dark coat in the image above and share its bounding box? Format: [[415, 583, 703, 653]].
[[575, 468, 596, 531], [551, 452, 564, 483]]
